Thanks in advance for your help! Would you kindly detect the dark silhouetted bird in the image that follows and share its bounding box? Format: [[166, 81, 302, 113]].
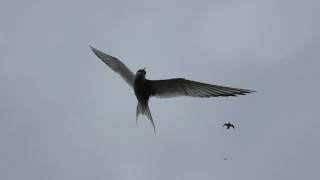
[[90, 46, 254, 133], [223, 122, 235, 129]]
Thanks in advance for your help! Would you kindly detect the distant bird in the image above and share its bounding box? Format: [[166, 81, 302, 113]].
[[223, 157, 228, 160], [90, 46, 254, 133], [223, 122, 235, 129]]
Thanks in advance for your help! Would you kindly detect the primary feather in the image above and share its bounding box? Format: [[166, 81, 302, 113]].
[[90, 46, 135, 88], [149, 78, 254, 98]]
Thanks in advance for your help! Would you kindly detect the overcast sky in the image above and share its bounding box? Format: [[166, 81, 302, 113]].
[[1, 0, 319, 179]]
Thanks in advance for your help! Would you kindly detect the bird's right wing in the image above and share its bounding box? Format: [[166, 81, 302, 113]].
[[149, 78, 254, 98], [90, 46, 135, 88]]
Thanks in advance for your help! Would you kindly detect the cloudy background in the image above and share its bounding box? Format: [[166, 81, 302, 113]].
[[1, 0, 319, 179]]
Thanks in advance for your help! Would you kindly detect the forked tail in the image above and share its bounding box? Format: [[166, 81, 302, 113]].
[[136, 102, 156, 133]]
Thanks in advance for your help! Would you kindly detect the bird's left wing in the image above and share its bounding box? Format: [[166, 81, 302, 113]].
[[90, 46, 135, 88], [149, 78, 254, 98]]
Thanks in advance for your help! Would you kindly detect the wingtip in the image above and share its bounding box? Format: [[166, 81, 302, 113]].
[[89, 45, 102, 57], [242, 89, 256, 95], [89, 45, 96, 51]]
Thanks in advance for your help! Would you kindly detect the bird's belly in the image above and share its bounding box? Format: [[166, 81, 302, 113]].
[[134, 87, 148, 101], [134, 81, 151, 102]]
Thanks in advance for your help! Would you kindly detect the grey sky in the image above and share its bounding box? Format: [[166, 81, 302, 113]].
[[1, 0, 319, 179]]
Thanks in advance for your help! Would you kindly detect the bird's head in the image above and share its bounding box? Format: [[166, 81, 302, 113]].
[[136, 68, 146, 78]]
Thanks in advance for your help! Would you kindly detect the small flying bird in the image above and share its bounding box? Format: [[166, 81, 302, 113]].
[[90, 46, 254, 133], [223, 122, 235, 129]]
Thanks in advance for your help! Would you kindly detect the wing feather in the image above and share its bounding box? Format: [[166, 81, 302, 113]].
[[149, 78, 254, 98], [90, 46, 135, 88]]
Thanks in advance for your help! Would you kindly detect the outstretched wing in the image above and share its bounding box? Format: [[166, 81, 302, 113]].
[[149, 78, 254, 98], [90, 46, 135, 88], [230, 124, 235, 129]]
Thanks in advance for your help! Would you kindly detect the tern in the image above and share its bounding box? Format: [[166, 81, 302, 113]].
[[90, 46, 254, 133], [223, 122, 235, 129]]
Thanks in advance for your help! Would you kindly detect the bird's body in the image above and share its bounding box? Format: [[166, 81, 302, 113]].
[[223, 122, 235, 129], [133, 71, 152, 102], [133, 71, 156, 131], [90, 46, 254, 133]]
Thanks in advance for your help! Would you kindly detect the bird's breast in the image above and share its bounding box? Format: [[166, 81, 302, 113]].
[[133, 79, 152, 102]]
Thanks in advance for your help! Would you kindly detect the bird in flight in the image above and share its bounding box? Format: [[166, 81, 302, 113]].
[[223, 122, 235, 129], [90, 46, 254, 133]]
